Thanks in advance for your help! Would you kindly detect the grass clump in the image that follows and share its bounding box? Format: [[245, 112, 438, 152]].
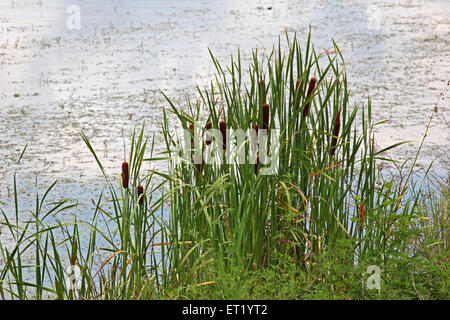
[[160, 33, 417, 279], [0, 34, 448, 300]]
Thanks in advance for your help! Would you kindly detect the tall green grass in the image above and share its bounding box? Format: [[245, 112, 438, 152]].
[[0, 126, 167, 299], [0, 34, 447, 299], [159, 33, 415, 279]]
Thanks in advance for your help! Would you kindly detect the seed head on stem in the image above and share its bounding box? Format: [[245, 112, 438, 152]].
[[205, 121, 212, 145], [219, 120, 227, 150], [302, 77, 316, 117], [330, 109, 341, 156], [358, 203, 365, 226], [137, 185, 144, 205], [122, 161, 129, 189], [189, 123, 194, 149]]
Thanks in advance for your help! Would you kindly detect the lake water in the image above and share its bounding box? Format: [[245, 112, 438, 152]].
[[0, 0, 449, 245]]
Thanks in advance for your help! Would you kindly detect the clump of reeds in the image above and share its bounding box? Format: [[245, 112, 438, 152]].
[[0, 35, 426, 301], [158, 34, 416, 283]]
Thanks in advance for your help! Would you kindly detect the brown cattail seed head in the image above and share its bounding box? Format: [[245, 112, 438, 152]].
[[330, 109, 341, 156], [122, 161, 129, 189], [302, 77, 317, 117], [189, 123, 194, 149], [137, 185, 144, 205], [358, 203, 365, 226], [219, 120, 227, 150], [262, 103, 270, 131], [255, 156, 259, 175], [205, 121, 212, 145]]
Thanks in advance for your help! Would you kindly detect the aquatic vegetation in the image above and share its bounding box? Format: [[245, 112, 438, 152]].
[[0, 34, 447, 300]]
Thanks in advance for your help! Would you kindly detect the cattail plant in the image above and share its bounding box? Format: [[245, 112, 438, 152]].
[[205, 121, 212, 145], [137, 185, 144, 205], [0, 35, 431, 301], [330, 109, 341, 156], [262, 103, 270, 131], [302, 77, 316, 117], [189, 123, 194, 149], [157, 34, 420, 290], [358, 203, 365, 226], [122, 161, 129, 188], [219, 120, 227, 150]]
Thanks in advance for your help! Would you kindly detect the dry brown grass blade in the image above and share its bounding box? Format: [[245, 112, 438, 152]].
[[185, 281, 215, 293], [94, 250, 126, 278], [310, 160, 343, 177]]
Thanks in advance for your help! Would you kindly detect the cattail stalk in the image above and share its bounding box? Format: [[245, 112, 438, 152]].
[[189, 123, 194, 149], [330, 109, 341, 156], [122, 161, 129, 189], [219, 120, 226, 150], [262, 103, 270, 131], [302, 77, 316, 117]]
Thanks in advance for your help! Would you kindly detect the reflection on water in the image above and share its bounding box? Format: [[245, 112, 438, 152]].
[[0, 0, 449, 230]]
